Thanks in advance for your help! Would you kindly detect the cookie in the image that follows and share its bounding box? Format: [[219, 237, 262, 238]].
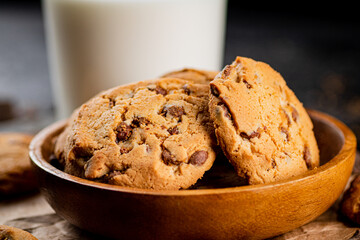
[[340, 175, 360, 224], [161, 68, 218, 84], [0, 133, 37, 195], [0, 225, 38, 240], [208, 56, 319, 184], [55, 78, 217, 190]]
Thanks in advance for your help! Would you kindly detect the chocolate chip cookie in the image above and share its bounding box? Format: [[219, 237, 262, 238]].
[[0, 133, 37, 195], [161, 68, 218, 84], [209, 56, 319, 184], [55, 78, 217, 190], [340, 175, 360, 224], [0, 225, 38, 240]]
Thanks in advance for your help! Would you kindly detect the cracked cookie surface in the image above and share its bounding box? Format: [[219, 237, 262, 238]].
[[209, 56, 319, 184], [54, 78, 216, 190]]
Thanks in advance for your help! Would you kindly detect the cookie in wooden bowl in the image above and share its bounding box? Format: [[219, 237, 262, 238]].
[[54, 78, 217, 190], [209, 56, 320, 184]]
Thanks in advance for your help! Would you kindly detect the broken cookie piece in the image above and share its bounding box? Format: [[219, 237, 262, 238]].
[[208, 56, 319, 184]]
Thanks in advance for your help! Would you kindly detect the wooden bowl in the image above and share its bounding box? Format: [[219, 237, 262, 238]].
[[29, 110, 357, 240]]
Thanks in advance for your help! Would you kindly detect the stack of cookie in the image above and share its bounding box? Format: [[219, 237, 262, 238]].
[[54, 56, 319, 190]]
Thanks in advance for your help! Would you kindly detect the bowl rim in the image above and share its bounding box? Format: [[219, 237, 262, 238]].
[[29, 109, 357, 196]]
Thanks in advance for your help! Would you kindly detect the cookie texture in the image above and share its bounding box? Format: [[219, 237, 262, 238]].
[[161, 68, 218, 84], [55, 78, 216, 190], [340, 175, 360, 224], [0, 133, 37, 195], [0, 225, 38, 240], [209, 56, 319, 184]]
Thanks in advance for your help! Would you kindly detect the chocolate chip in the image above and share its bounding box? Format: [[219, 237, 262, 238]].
[[271, 159, 277, 168], [189, 150, 208, 166], [240, 132, 250, 139], [131, 117, 150, 127], [280, 127, 290, 141], [250, 131, 261, 138], [162, 149, 181, 165], [303, 146, 312, 169], [223, 65, 232, 77], [163, 106, 185, 118], [168, 126, 179, 135], [217, 102, 232, 120], [240, 130, 260, 140], [183, 84, 191, 95], [116, 122, 132, 142], [210, 84, 220, 97], [120, 147, 131, 154], [155, 86, 167, 96], [243, 80, 252, 89], [108, 98, 116, 108], [291, 107, 299, 122]]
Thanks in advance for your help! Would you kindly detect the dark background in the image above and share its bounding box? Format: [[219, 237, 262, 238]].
[[0, 0, 359, 148]]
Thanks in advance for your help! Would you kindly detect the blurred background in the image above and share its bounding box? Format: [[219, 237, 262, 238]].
[[0, 0, 359, 149]]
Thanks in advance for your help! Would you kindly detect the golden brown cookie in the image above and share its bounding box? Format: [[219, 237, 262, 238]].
[[55, 78, 217, 190], [340, 175, 360, 224], [0, 133, 37, 195], [0, 225, 38, 240], [209, 56, 319, 184], [161, 68, 218, 84]]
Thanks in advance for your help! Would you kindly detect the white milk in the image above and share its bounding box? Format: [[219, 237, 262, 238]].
[[43, 0, 227, 119]]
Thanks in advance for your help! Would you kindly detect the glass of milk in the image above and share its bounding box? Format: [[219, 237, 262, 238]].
[[43, 0, 228, 119]]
